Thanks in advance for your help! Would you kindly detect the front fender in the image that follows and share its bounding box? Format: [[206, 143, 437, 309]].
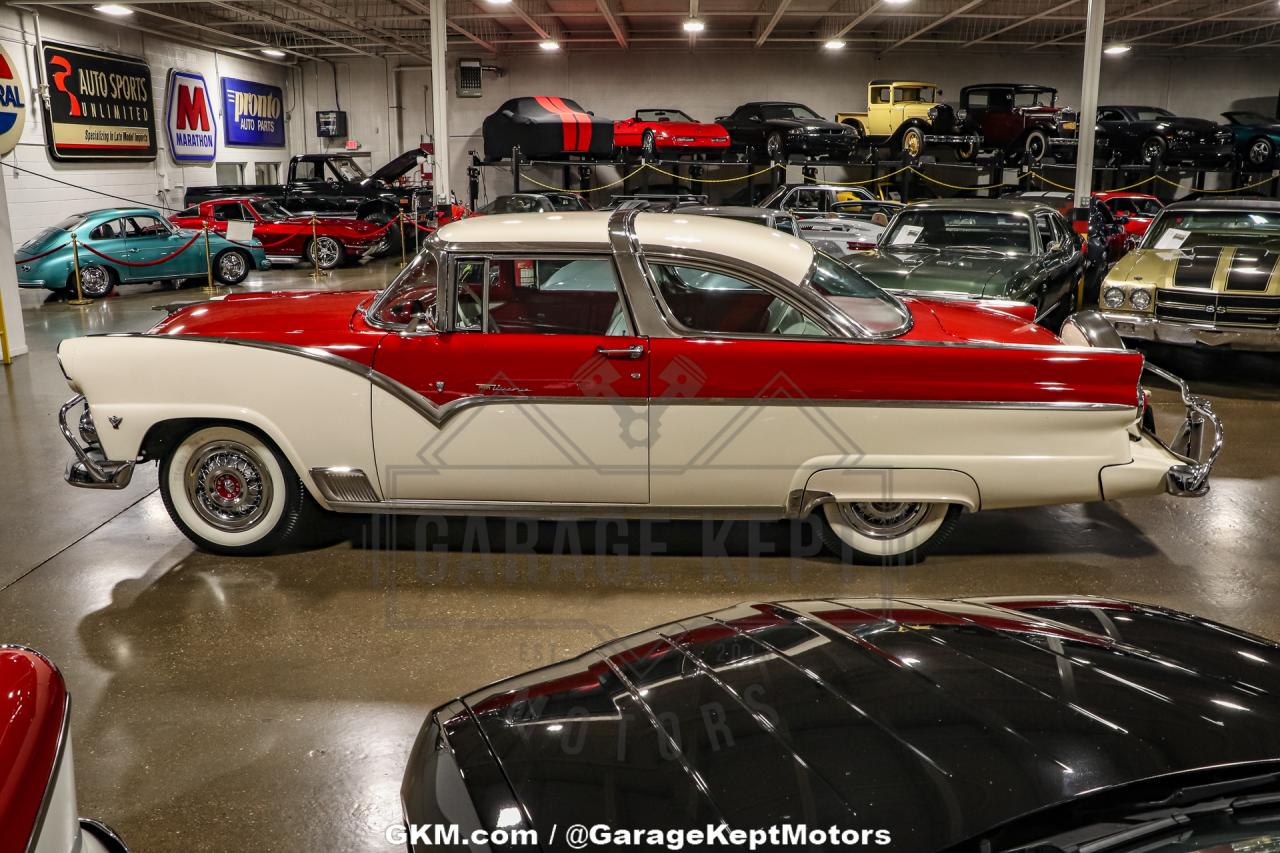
[[57, 335, 381, 503]]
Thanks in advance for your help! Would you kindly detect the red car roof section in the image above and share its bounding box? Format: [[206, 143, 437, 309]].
[[0, 647, 68, 853], [535, 96, 593, 153]]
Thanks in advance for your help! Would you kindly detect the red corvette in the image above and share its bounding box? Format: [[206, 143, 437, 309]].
[[614, 108, 730, 157], [1095, 191, 1164, 241], [169, 197, 391, 270]]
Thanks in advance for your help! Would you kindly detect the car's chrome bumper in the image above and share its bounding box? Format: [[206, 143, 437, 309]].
[[1140, 363, 1223, 497], [1102, 312, 1280, 351], [59, 394, 135, 490]]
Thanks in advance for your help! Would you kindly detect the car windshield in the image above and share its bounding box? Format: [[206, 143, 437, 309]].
[[370, 250, 440, 327], [1133, 107, 1175, 121], [1143, 209, 1280, 250], [329, 158, 369, 182], [253, 199, 291, 220], [1013, 89, 1056, 107], [759, 103, 821, 121], [636, 109, 694, 122], [548, 194, 587, 211], [883, 209, 1033, 254], [807, 253, 911, 335], [1227, 111, 1273, 127], [480, 196, 549, 214], [895, 86, 938, 103], [1107, 197, 1164, 217]]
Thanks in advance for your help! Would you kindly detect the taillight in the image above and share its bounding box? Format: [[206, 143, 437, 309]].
[[846, 240, 875, 251]]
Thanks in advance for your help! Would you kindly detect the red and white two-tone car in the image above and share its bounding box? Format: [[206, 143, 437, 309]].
[[55, 209, 1219, 562], [1, 646, 128, 853], [613, 108, 731, 158], [169, 197, 391, 270]]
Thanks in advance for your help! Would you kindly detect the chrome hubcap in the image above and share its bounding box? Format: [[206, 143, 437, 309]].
[[835, 501, 929, 540], [1144, 140, 1162, 161], [79, 266, 110, 296], [219, 252, 246, 280], [185, 440, 272, 532], [313, 238, 341, 267]]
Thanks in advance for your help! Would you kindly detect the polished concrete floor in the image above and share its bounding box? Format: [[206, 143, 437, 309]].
[[2, 259, 1280, 851]]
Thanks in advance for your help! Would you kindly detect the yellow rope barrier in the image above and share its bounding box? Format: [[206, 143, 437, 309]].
[[1155, 172, 1280, 193], [815, 164, 914, 186], [1029, 170, 1158, 193], [519, 164, 647, 193], [906, 166, 1026, 191], [643, 162, 780, 183]]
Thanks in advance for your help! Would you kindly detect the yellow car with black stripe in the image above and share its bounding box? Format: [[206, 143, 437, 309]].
[[1098, 199, 1280, 350]]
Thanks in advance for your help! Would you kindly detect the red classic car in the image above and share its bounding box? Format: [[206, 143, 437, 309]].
[[1, 646, 128, 853], [168, 197, 391, 270], [614, 108, 730, 157], [56, 210, 1219, 563], [1095, 191, 1164, 242]]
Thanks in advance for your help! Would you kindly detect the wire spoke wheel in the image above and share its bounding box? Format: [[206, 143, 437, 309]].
[[835, 502, 930, 540], [218, 251, 246, 282], [77, 265, 113, 298], [184, 440, 274, 533], [903, 129, 923, 158], [820, 500, 960, 564]]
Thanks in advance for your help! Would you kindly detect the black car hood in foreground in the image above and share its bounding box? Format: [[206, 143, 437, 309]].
[[403, 597, 1280, 853]]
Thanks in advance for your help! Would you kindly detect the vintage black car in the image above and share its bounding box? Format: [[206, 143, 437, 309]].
[[401, 596, 1280, 853], [716, 101, 858, 161], [482, 96, 615, 162], [1096, 105, 1234, 166]]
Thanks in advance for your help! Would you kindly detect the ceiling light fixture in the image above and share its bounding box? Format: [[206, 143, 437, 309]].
[[823, 38, 847, 50], [883, 0, 911, 5], [538, 40, 560, 51], [93, 4, 134, 15], [260, 47, 287, 57], [1104, 43, 1131, 54], [486, 0, 513, 4], [683, 18, 705, 33]]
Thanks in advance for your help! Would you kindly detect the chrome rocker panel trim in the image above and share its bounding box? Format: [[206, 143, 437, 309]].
[[59, 395, 135, 490], [1140, 362, 1223, 498]]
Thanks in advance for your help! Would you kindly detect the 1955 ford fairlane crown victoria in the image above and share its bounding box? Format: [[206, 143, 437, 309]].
[[55, 209, 1220, 562]]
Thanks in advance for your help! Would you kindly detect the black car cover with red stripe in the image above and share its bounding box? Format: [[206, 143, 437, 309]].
[[483, 96, 615, 161]]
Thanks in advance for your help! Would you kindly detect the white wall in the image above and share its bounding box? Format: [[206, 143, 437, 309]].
[[0, 7, 292, 247], [286, 47, 1280, 207]]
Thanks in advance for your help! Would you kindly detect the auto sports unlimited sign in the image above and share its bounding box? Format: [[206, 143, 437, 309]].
[[221, 77, 285, 148], [165, 69, 216, 162], [0, 44, 26, 156], [41, 41, 156, 161]]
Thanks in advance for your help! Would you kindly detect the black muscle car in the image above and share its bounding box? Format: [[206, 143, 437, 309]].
[[482, 96, 615, 162], [716, 101, 857, 161], [401, 596, 1280, 853], [1095, 105, 1234, 167]]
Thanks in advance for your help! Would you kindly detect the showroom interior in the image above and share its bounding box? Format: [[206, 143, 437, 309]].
[[4, 1, 1280, 851]]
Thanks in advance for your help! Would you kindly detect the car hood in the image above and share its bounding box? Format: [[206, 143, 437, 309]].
[[278, 216, 381, 236], [766, 117, 848, 132], [408, 597, 1280, 853], [849, 247, 1029, 298], [148, 289, 378, 348], [1108, 245, 1271, 292], [644, 120, 725, 136], [368, 145, 430, 184]]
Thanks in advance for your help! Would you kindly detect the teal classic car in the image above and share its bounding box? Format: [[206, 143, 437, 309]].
[[845, 199, 1085, 326], [1222, 111, 1280, 168], [16, 207, 270, 298]]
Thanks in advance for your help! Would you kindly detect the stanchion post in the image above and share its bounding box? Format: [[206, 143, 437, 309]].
[[399, 213, 407, 267], [67, 234, 91, 306], [309, 215, 329, 280], [202, 225, 217, 293]]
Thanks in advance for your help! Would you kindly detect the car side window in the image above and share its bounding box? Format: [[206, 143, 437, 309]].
[[1099, 109, 1123, 122], [967, 91, 989, 109], [212, 203, 248, 222], [1033, 213, 1058, 251], [649, 263, 829, 338], [123, 215, 170, 239], [88, 219, 121, 240], [871, 87, 892, 105], [451, 256, 628, 336], [294, 161, 321, 182], [787, 189, 823, 211]]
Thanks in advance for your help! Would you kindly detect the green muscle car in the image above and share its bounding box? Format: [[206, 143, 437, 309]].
[[845, 199, 1086, 325]]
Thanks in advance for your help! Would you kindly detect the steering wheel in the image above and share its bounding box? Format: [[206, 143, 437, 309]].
[[457, 287, 500, 333]]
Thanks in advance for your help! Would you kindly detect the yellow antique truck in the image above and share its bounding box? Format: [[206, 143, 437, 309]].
[[836, 79, 980, 158]]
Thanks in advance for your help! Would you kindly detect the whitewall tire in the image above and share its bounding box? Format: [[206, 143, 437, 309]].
[[159, 424, 315, 555], [819, 501, 960, 565]]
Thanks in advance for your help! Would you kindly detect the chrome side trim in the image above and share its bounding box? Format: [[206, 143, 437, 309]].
[[1142, 362, 1224, 497], [655, 397, 1132, 411], [323, 498, 788, 520], [608, 206, 680, 339], [21, 677, 70, 853], [309, 467, 382, 503], [59, 395, 135, 490], [786, 488, 836, 518]]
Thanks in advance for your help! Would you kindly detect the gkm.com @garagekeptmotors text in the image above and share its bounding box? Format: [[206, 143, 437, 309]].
[[386, 822, 894, 850]]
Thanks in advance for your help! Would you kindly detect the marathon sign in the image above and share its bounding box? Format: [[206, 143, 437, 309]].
[[221, 77, 285, 148], [41, 40, 156, 161], [165, 69, 216, 162]]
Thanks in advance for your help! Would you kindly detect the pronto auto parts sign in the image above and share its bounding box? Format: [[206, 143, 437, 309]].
[[0, 44, 26, 156], [41, 41, 156, 161], [165, 69, 216, 162], [221, 77, 284, 148]]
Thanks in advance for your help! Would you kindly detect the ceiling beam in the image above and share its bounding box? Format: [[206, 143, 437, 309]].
[[123, 4, 320, 58], [1180, 19, 1280, 48], [1126, 0, 1277, 43], [206, 1, 378, 56], [881, 0, 987, 53], [826, 1, 886, 42], [1026, 0, 1182, 50], [965, 0, 1077, 47], [394, 0, 498, 53], [755, 0, 793, 47], [280, 0, 436, 61], [597, 0, 629, 48]]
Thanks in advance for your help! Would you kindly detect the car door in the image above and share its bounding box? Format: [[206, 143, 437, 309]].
[[643, 261, 844, 509], [1033, 211, 1078, 310], [120, 214, 184, 281], [81, 217, 128, 277], [371, 253, 650, 504]]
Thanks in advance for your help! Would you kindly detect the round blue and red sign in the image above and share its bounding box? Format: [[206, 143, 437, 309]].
[[0, 44, 26, 155]]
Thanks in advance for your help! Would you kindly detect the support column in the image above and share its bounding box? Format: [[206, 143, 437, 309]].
[[1073, 0, 1105, 208], [429, 0, 452, 206], [0, 172, 29, 362]]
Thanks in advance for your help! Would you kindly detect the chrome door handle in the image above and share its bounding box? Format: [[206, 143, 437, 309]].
[[596, 344, 645, 360]]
